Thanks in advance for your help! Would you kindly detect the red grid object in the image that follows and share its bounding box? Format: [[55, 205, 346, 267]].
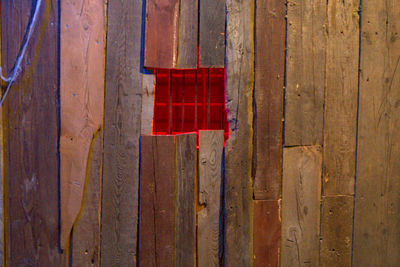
[[152, 68, 229, 142]]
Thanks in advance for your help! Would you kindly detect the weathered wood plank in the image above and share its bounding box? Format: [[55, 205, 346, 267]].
[[141, 74, 155, 135], [253, 200, 281, 267], [281, 146, 322, 267], [199, 0, 225, 67], [253, 0, 285, 200], [176, 133, 197, 267], [1, 0, 60, 265], [198, 130, 224, 267], [177, 0, 198, 68], [285, 0, 326, 146], [139, 136, 176, 267], [353, 0, 400, 265], [100, 0, 143, 265], [323, 0, 359, 195], [224, 0, 254, 265], [60, 0, 105, 249], [320, 196, 353, 267]]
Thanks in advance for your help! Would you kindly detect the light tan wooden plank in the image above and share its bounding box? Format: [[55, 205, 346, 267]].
[[285, 0, 326, 146], [198, 130, 224, 267], [224, 0, 254, 265], [281, 146, 322, 267], [141, 74, 155, 135], [353, 0, 400, 265]]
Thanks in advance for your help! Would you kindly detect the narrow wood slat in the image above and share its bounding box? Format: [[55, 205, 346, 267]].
[[198, 130, 224, 267], [224, 0, 254, 265], [323, 0, 359, 195], [253, 200, 281, 267], [320, 196, 353, 267], [285, 0, 326, 146], [253, 0, 285, 200], [199, 0, 225, 67], [1, 0, 60, 265], [353, 0, 400, 265], [140, 136, 176, 267], [176, 133, 197, 267], [100, 0, 143, 265], [177, 0, 198, 68], [141, 74, 155, 135], [281, 146, 322, 267], [60, 0, 105, 249]]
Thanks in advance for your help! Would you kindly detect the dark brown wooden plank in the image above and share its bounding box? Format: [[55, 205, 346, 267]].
[[177, 0, 198, 69], [199, 0, 225, 67], [100, 0, 143, 265], [176, 133, 197, 267], [60, 0, 105, 249], [139, 136, 176, 267], [281, 146, 322, 267], [320, 196, 353, 267], [1, 0, 60, 265], [144, 0, 179, 68], [224, 1, 254, 265], [353, 0, 400, 265], [323, 0, 359, 196], [285, 0, 326, 146], [253, 200, 281, 267], [198, 130, 224, 267], [253, 0, 285, 200]]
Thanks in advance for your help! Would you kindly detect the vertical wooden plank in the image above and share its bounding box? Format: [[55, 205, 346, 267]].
[[224, 0, 254, 265], [320, 196, 353, 267], [253, 200, 281, 267], [198, 130, 224, 267], [101, 0, 143, 265], [1, 0, 60, 265], [253, 0, 285, 200], [281, 146, 322, 267], [285, 0, 326, 146], [60, 0, 105, 249], [323, 0, 360, 195], [353, 0, 400, 265], [176, 133, 197, 267], [139, 136, 176, 267], [199, 0, 225, 67], [141, 74, 155, 135], [177, 0, 198, 69]]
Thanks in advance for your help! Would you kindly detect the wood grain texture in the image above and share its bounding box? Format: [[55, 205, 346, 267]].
[[285, 0, 326, 146], [1, 0, 60, 265], [199, 0, 225, 67], [176, 133, 197, 267], [323, 0, 359, 196], [224, 0, 254, 265], [141, 74, 155, 135], [253, 0, 285, 200], [139, 136, 176, 267], [72, 130, 102, 267], [60, 0, 105, 249], [353, 0, 400, 265], [320, 196, 353, 267], [177, 0, 198, 68], [100, 0, 142, 265], [281, 146, 322, 267], [253, 200, 281, 267], [198, 130, 224, 267]]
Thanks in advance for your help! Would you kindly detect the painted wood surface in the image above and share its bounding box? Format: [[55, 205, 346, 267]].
[[1, 0, 60, 265], [100, 0, 143, 265], [281, 146, 322, 267], [253, 200, 281, 267], [323, 0, 359, 196], [253, 0, 285, 200], [60, 0, 104, 249], [285, 0, 326, 146], [199, 0, 225, 67], [177, 0, 198, 68], [198, 130, 224, 267], [353, 0, 400, 265], [176, 133, 197, 267], [140, 136, 176, 267], [224, 0, 254, 265], [141, 74, 155, 135], [320, 196, 353, 267]]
